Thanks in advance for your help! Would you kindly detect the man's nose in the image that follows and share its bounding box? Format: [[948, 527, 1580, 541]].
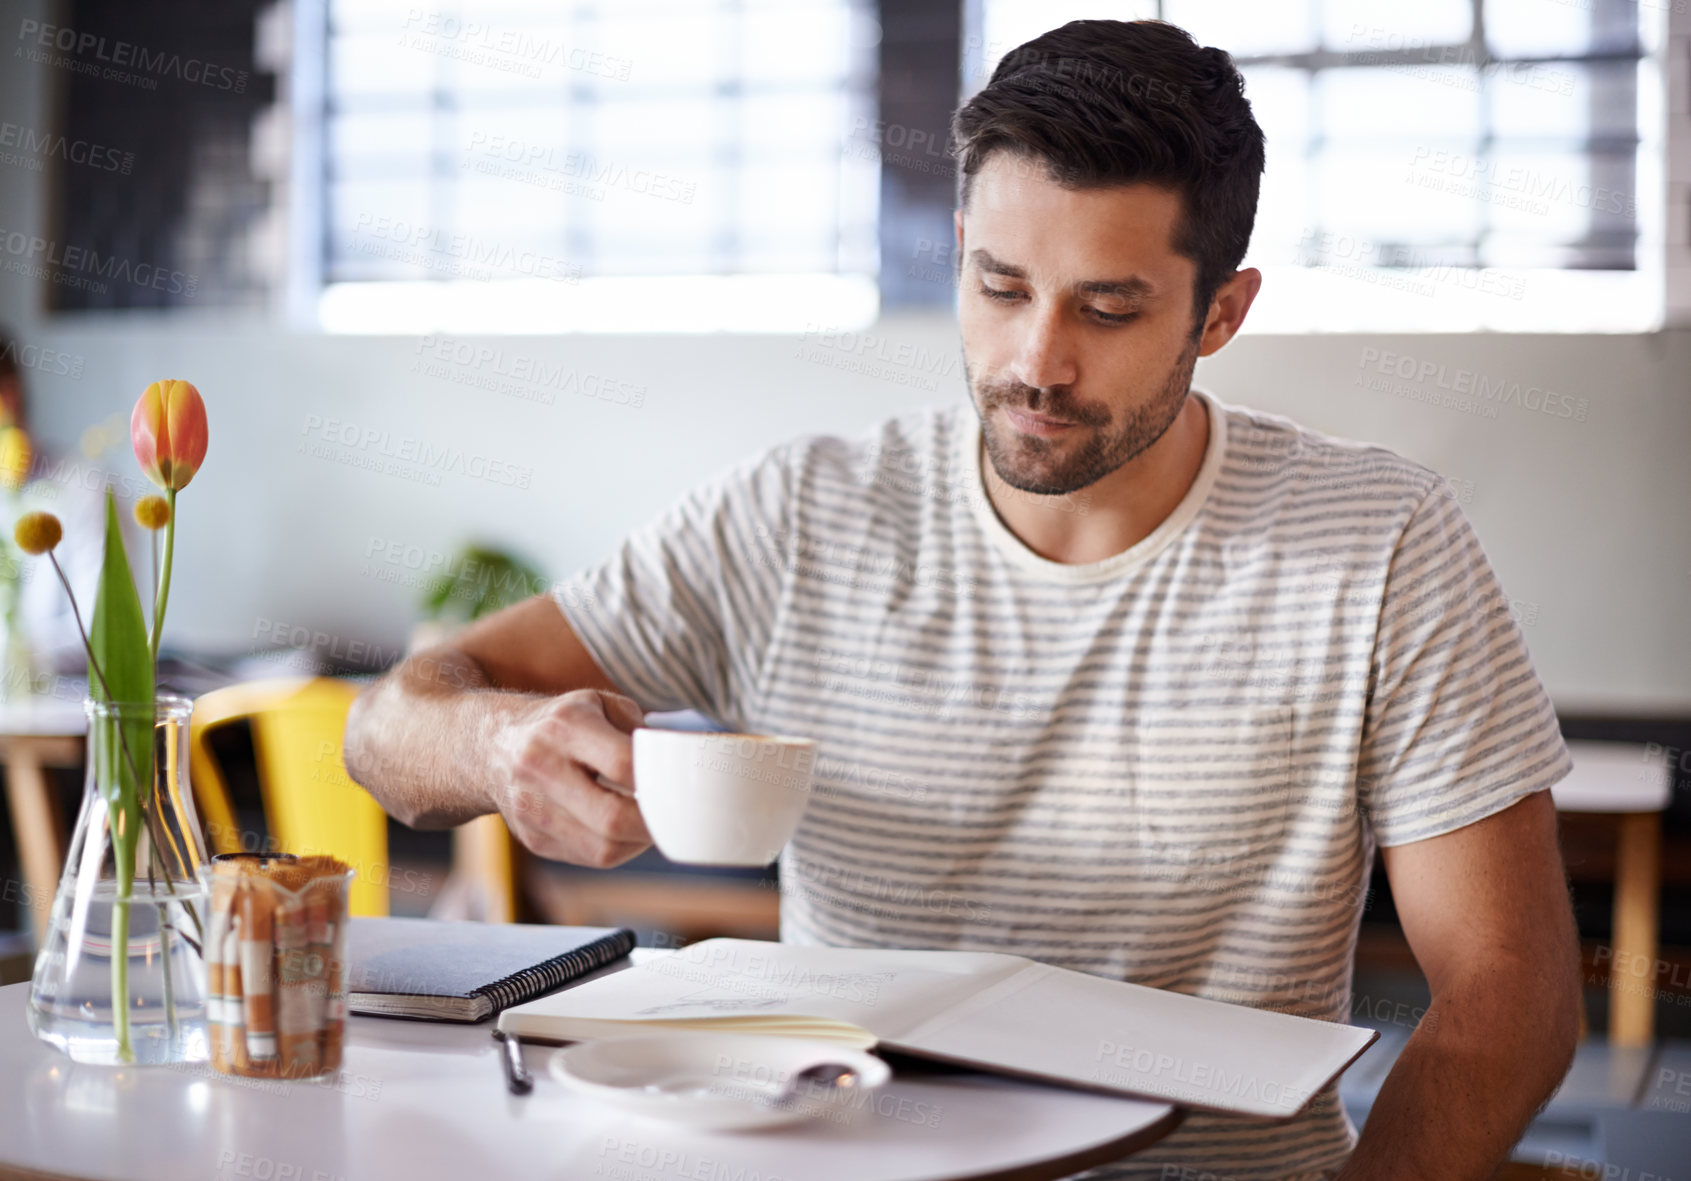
[[1009, 304, 1078, 391]]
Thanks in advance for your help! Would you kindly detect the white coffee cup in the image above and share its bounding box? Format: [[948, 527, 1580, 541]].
[[631, 729, 818, 866]]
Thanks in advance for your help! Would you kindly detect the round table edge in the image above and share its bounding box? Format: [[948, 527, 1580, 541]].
[[0, 1104, 1187, 1181], [940, 1103, 1186, 1181]]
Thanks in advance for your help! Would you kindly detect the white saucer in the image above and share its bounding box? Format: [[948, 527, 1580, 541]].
[[548, 1032, 891, 1131]]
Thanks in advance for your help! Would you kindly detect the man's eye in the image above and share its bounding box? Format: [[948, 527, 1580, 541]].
[[1090, 308, 1137, 325], [978, 284, 1023, 303]]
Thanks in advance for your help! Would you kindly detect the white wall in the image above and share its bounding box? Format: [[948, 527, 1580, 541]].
[[2, 7, 1686, 715]]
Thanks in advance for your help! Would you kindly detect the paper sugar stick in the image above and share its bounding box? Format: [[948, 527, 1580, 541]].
[[209, 862, 246, 1070], [224, 909, 248, 1074], [273, 877, 319, 1078], [296, 855, 350, 1070], [238, 875, 277, 1071], [204, 895, 230, 1072], [316, 863, 350, 1072], [303, 876, 333, 1045]]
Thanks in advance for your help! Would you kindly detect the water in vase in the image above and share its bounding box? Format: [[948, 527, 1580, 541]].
[[27, 878, 209, 1065]]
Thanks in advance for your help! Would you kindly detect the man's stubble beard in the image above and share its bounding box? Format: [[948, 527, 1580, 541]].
[[969, 333, 1202, 498]]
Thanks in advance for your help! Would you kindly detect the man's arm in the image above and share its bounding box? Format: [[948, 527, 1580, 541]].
[[1335, 789, 1580, 1179], [343, 594, 654, 868]]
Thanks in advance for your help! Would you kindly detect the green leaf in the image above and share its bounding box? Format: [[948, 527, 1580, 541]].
[[418, 543, 548, 623], [89, 488, 153, 892], [420, 572, 454, 615]]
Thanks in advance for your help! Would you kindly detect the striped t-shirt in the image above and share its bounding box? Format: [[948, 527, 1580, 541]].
[[554, 387, 1571, 1180]]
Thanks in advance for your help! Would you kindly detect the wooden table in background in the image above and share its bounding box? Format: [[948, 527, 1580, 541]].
[[0, 697, 87, 944], [1553, 741, 1674, 1047]]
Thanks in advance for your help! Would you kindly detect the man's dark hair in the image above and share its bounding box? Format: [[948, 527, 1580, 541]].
[[951, 20, 1265, 321], [0, 324, 17, 384]]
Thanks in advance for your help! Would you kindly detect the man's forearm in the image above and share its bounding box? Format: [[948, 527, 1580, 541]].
[[1334, 960, 1578, 1179], [344, 647, 539, 829]]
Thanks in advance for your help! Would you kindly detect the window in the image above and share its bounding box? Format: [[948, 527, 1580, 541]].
[[967, 0, 1668, 332], [311, 0, 880, 332], [32, 0, 278, 313]]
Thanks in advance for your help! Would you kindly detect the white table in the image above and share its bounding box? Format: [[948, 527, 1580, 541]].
[[0, 959, 1181, 1181]]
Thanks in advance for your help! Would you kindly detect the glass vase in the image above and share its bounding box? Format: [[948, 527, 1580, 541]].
[[27, 694, 212, 1064]]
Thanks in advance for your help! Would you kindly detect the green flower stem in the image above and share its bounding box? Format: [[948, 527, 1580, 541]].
[[48, 552, 102, 691], [145, 852, 179, 1047], [49, 553, 153, 1063], [150, 490, 176, 663], [139, 496, 202, 946], [108, 725, 134, 1063]]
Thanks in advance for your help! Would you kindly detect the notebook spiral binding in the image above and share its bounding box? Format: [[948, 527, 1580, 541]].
[[469, 928, 637, 1014]]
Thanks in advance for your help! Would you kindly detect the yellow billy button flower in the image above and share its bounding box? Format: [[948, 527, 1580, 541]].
[[134, 495, 171, 531], [0, 426, 32, 492], [14, 510, 63, 555]]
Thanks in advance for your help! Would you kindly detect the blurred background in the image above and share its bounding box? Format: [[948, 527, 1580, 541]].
[[0, 0, 1687, 1170]]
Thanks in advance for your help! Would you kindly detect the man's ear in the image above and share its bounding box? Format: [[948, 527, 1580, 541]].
[[1196, 267, 1262, 357], [953, 209, 967, 287]]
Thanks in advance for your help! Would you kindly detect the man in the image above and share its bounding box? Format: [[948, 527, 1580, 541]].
[[346, 20, 1579, 1180], [0, 325, 111, 672]]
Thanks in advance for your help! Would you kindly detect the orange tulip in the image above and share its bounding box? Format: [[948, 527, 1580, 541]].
[[131, 379, 208, 491]]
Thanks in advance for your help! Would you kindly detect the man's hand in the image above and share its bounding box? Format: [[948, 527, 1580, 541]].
[[491, 688, 653, 868], [345, 595, 652, 844]]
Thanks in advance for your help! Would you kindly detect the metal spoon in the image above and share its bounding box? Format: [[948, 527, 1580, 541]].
[[759, 1062, 859, 1109]]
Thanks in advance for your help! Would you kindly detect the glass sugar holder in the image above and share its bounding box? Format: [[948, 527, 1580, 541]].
[[197, 852, 355, 1080]]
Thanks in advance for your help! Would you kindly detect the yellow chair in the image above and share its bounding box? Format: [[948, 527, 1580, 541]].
[[189, 677, 390, 916], [189, 675, 521, 921]]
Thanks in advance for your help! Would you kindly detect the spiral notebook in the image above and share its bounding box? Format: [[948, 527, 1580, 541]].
[[346, 917, 636, 1022]]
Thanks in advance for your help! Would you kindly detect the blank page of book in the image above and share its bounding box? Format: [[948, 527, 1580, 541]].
[[894, 961, 1378, 1119], [497, 940, 1018, 1044]]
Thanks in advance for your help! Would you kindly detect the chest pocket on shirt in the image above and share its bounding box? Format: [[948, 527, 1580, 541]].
[[1128, 704, 1296, 878]]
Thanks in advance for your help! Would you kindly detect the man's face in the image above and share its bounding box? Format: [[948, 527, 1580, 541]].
[[956, 153, 1206, 497]]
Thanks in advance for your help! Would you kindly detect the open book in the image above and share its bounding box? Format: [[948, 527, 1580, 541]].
[[497, 938, 1377, 1120]]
